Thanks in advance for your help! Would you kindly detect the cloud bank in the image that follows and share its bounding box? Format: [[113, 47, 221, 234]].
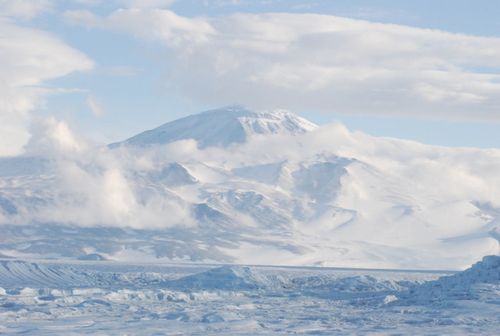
[[64, 8, 500, 121], [6, 118, 195, 229]]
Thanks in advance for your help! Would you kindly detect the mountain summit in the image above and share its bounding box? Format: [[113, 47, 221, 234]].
[[110, 105, 317, 148]]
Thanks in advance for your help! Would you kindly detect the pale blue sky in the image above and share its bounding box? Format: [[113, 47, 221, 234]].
[[4, 0, 500, 149]]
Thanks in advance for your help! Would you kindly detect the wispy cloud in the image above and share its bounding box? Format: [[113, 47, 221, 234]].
[[102, 65, 139, 77], [86, 95, 106, 117], [0, 0, 52, 20], [117, 0, 176, 8], [65, 8, 214, 45]]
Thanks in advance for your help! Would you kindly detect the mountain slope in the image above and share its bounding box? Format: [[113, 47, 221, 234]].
[[0, 106, 498, 269]]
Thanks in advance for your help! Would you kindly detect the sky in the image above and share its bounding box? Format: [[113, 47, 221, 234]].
[[1, 0, 500, 156]]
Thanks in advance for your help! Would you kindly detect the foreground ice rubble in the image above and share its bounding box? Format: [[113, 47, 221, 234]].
[[400, 255, 500, 304], [0, 256, 498, 335]]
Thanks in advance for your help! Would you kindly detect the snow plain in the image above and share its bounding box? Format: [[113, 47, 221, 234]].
[[0, 256, 498, 335]]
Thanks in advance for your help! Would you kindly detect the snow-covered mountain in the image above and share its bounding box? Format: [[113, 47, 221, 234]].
[[0, 106, 498, 269], [110, 105, 317, 148]]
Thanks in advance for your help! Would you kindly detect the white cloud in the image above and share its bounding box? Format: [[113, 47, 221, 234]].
[[0, 0, 52, 20], [16, 118, 196, 229], [0, 20, 93, 156], [25, 117, 87, 156], [65, 10, 500, 121]]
